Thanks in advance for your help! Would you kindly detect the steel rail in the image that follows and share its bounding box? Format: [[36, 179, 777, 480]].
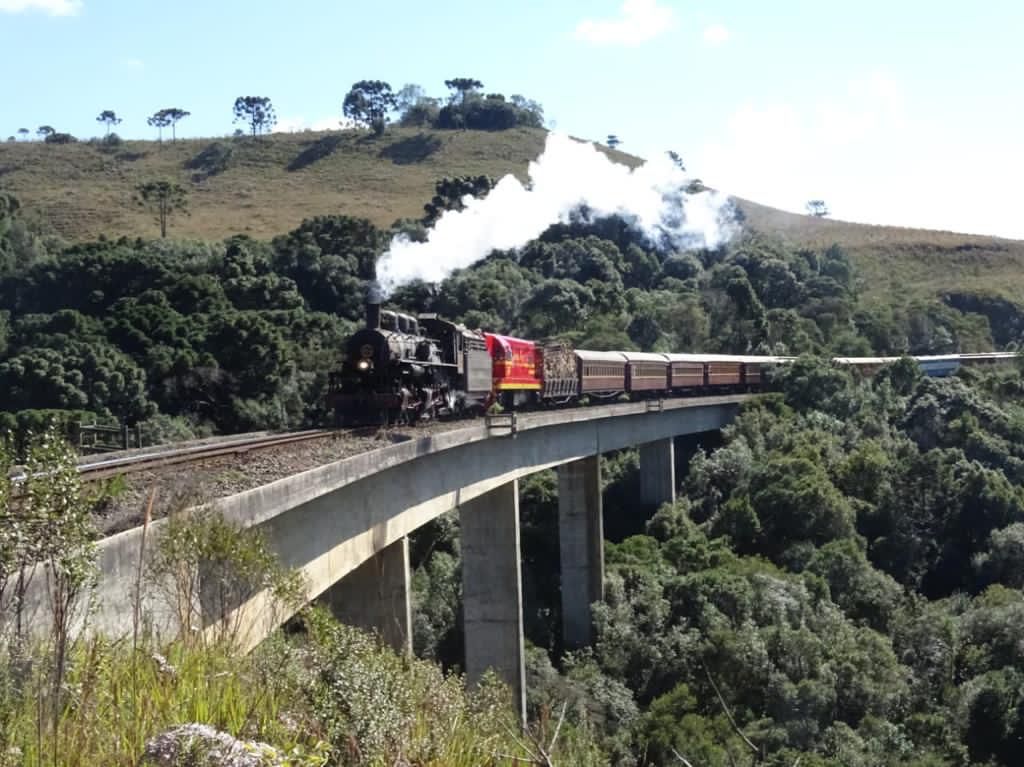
[[76, 429, 336, 481]]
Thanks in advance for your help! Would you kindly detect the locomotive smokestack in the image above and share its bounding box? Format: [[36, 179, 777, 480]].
[[366, 279, 383, 329]]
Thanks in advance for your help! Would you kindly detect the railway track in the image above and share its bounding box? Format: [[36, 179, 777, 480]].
[[75, 429, 337, 481]]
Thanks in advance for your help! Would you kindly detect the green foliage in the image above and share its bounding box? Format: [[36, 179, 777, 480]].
[[146, 110, 170, 142], [342, 80, 397, 136], [233, 96, 277, 137], [271, 214, 381, 316], [0, 340, 154, 424], [135, 180, 188, 238], [148, 509, 306, 648], [418, 78, 545, 131], [421, 175, 495, 228], [0, 408, 99, 457], [43, 132, 76, 145], [394, 84, 443, 128], [96, 109, 122, 135], [185, 140, 234, 180], [0, 209, 367, 433], [443, 77, 483, 104], [0, 429, 99, 763], [153, 107, 190, 140], [306, 609, 605, 765], [0, 636, 326, 767]]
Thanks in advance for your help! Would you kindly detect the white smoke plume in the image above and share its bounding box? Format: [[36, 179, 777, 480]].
[[376, 132, 736, 293]]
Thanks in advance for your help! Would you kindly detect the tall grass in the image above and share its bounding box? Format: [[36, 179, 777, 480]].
[[0, 618, 607, 767], [0, 635, 317, 766]]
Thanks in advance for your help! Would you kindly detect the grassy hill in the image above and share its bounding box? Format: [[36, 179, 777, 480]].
[[3, 126, 1024, 304], [738, 199, 1024, 306], [0, 128, 550, 241]]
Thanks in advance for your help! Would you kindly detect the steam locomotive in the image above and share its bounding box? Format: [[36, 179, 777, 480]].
[[328, 291, 491, 425], [327, 288, 787, 425]]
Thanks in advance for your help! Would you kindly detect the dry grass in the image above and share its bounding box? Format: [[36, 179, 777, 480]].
[[3, 127, 1024, 304], [737, 198, 1024, 304], [0, 128, 550, 241]]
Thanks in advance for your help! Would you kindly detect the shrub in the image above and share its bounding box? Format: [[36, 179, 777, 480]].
[[185, 141, 235, 181], [148, 509, 306, 648], [43, 133, 77, 145]]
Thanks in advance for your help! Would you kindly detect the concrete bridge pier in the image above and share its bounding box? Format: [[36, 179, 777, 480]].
[[324, 536, 412, 655], [557, 455, 604, 649], [639, 438, 676, 509], [459, 479, 527, 726]]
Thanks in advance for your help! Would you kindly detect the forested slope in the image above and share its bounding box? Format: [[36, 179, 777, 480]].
[[449, 359, 1024, 766], [3, 180, 1024, 443]]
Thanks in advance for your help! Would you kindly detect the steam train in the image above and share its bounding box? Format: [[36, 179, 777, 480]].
[[327, 292, 1020, 426], [327, 292, 787, 425]]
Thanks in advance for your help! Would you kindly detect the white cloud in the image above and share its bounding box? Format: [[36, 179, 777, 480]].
[[693, 72, 1024, 239], [703, 23, 729, 45], [0, 0, 81, 15], [574, 0, 675, 46]]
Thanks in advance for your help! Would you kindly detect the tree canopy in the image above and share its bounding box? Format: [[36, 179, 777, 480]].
[[342, 80, 397, 136], [232, 96, 277, 137], [135, 181, 188, 238], [146, 110, 172, 142], [152, 107, 190, 140], [95, 110, 121, 135], [443, 77, 483, 104]]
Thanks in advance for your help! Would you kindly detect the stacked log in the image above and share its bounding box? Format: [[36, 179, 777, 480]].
[[541, 344, 576, 381]]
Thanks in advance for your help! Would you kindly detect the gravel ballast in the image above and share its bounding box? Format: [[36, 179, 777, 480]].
[[90, 421, 469, 536]]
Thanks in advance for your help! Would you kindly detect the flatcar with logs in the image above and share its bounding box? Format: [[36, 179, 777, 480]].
[[327, 290, 1019, 425]]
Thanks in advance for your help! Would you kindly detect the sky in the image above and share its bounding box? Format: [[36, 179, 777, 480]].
[[2, 0, 1023, 239]]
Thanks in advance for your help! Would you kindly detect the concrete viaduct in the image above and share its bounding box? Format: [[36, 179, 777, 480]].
[[28, 395, 746, 722]]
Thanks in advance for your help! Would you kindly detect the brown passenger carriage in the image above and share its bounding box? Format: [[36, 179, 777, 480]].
[[621, 351, 670, 393], [575, 350, 627, 395]]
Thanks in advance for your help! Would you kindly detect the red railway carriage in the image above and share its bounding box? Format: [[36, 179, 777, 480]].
[[484, 333, 542, 394]]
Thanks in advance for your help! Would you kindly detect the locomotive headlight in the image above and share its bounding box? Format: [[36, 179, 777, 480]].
[[357, 360, 371, 371]]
